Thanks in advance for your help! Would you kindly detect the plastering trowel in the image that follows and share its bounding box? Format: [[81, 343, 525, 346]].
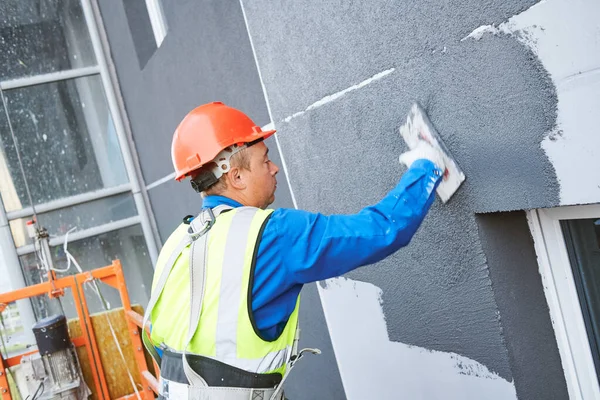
[[399, 102, 465, 203]]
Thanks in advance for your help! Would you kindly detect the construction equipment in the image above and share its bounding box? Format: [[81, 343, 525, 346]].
[[20, 314, 90, 399], [399, 102, 466, 202], [0, 260, 160, 399]]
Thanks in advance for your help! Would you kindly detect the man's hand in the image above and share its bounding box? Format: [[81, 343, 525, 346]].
[[399, 140, 446, 172]]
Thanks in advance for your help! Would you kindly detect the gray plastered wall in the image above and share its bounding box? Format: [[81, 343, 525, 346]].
[[240, 0, 582, 398]]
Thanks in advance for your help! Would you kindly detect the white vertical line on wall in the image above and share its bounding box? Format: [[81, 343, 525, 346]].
[[239, 0, 298, 210]]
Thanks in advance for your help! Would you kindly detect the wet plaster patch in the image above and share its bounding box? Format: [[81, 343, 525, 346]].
[[276, 36, 558, 214], [319, 277, 517, 399], [266, 30, 561, 382]]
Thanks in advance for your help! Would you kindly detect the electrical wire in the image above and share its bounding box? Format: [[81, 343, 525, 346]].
[[0, 311, 11, 360], [25, 381, 43, 400]]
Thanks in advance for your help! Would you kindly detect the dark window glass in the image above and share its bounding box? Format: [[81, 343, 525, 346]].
[[0, 75, 128, 212], [562, 218, 600, 380], [0, 0, 96, 81]]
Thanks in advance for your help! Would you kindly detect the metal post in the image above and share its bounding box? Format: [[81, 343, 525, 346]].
[[79, 0, 159, 265]]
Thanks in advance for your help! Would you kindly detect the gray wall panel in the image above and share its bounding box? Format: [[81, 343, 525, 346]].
[[477, 212, 568, 400]]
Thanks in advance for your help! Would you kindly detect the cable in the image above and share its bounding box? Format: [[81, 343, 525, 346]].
[[63, 231, 140, 399], [25, 381, 44, 400]]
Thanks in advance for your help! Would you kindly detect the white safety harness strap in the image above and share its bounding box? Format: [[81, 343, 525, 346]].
[[142, 205, 232, 367], [182, 229, 210, 386]]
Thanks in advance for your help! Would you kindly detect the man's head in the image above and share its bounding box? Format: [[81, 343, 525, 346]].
[[198, 141, 279, 208], [171, 102, 279, 208]]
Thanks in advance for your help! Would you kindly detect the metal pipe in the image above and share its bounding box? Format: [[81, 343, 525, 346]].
[[16, 216, 141, 256], [6, 183, 132, 221], [80, 0, 159, 265], [0, 66, 101, 90]]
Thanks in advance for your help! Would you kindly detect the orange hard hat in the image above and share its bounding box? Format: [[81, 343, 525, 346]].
[[171, 102, 276, 181]]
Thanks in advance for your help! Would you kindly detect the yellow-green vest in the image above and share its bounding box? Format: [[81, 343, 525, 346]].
[[150, 207, 300, 375]]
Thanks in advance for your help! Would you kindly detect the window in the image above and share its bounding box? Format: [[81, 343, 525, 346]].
[[0, 0, 96, 81], [528, 205, 600, 399], [19, 224, 153, 320], [0, 0, 158, 357], [123, 0, 168, 68], [145, 0, 167, 47], [562, 218, 600, 377], [0, 75, 128, 210]]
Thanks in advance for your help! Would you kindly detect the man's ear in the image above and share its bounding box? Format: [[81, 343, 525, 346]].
[[226, 166, 246, 190]]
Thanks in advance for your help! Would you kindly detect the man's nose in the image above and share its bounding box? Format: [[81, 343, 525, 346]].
[[272, 163, 279, 175]]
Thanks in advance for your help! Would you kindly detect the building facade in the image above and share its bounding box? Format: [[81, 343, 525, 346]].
[[1, 1, 599, 399]]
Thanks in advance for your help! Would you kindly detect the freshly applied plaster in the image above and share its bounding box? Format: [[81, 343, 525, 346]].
[[319, 277, 517, 399], [241, 0, 564, 395], [462, 0, 600, 205]]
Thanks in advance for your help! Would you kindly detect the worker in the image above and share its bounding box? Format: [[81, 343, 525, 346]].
[[143, 101, 446, 400]]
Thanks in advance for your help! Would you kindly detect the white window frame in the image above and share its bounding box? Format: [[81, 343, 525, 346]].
[[527, 204, 600, 400], [145, 0, 168, 47]]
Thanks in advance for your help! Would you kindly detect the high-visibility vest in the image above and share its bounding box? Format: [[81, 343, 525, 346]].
[[149, 206, 300, 375]]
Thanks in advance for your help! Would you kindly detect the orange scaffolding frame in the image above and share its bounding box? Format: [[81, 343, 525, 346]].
[[0, 260, 160, 399]]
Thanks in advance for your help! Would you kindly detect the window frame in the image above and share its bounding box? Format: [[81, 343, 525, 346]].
[[527, 204, 600, 400], [144, 0, 168, 47], [0, 0, 159, 264]]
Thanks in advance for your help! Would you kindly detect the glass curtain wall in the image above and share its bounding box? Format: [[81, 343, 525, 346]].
[[0, 0, 154, 356]]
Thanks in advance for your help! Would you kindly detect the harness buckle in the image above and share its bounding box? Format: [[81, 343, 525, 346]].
[[188, 208, 216, 241]]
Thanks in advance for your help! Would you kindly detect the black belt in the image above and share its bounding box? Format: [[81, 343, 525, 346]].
[[160, 350, 282, 389]]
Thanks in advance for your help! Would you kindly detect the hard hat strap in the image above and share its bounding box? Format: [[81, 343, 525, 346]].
[[190, 138, 265, 192], [211, 143, 247, 180]]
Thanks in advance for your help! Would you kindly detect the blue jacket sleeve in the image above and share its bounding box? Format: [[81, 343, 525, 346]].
[[271, 159, 442, 285], [250, 159, 443, 338]]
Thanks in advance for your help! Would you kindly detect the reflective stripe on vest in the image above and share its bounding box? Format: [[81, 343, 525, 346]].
[[150, 207, 300, 375]]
